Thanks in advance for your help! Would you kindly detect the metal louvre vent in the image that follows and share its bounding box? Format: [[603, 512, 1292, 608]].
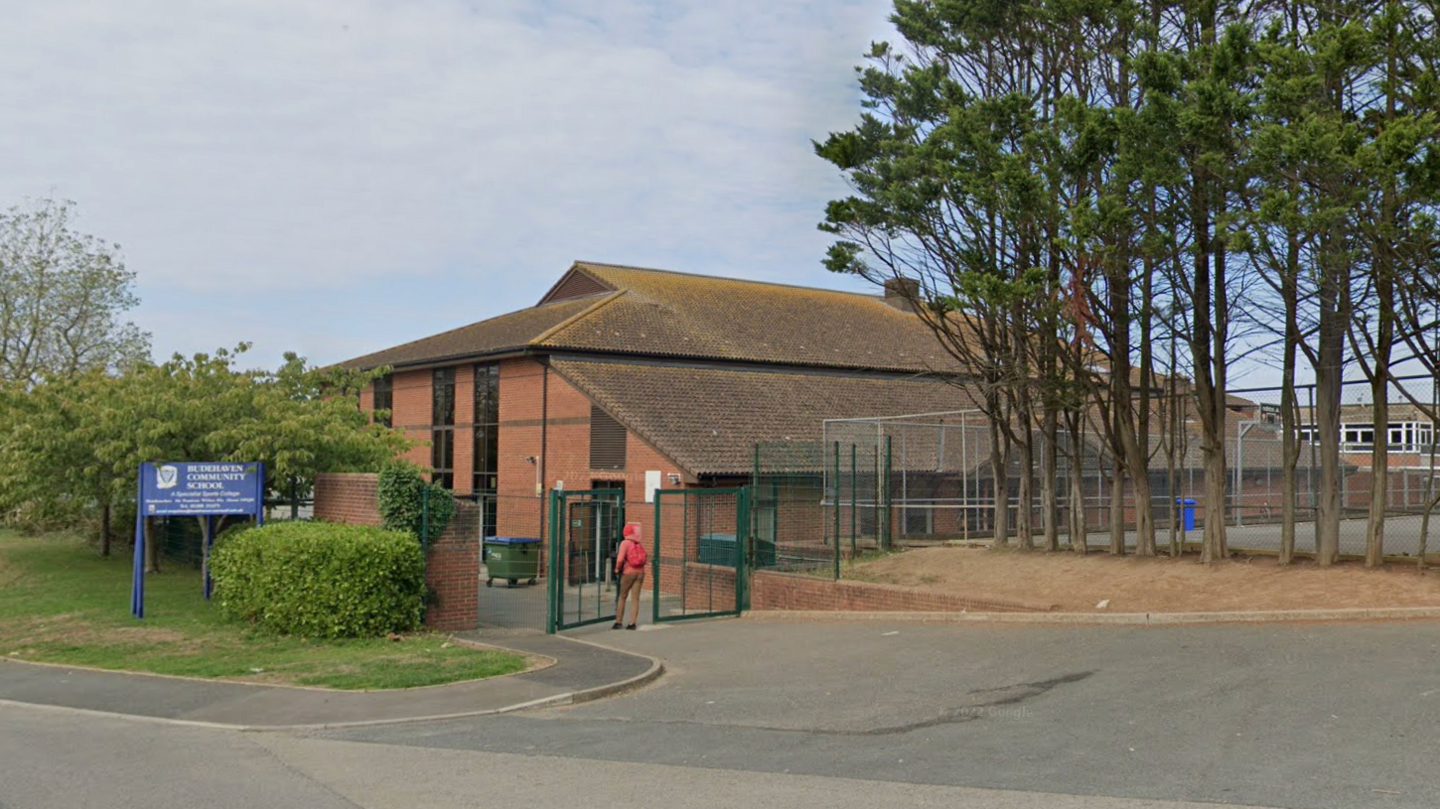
[[590, 405, 627, 470]]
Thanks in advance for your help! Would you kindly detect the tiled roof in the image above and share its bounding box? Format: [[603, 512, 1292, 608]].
[[339, 261, 960, 373], [337, 297, 601, 370], [549, 359, 979, 475], [542, 262, 959, 372]]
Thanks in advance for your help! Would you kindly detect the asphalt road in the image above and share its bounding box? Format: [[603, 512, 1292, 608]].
[[6, 619, 1440, 809]]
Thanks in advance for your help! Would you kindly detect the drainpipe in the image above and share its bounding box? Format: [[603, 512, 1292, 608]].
[[539, 362, 549, 542]]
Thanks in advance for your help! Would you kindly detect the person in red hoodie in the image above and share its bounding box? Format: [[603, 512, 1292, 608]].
[[613, 522, 647, 630]]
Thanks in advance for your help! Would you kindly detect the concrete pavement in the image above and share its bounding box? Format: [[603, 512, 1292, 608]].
[[1, 701, 1287, 809], [5, 616, 1440, 808], [330, 618, 1440, 809]]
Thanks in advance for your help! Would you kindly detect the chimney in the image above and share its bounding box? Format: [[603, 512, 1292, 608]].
[[883, 278, 921, 313]]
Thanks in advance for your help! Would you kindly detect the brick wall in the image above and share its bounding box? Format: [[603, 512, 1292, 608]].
[[355, 356, 695, 601], [313, 473, 382, 526], [426, 499, 479, 631], [681, 562, 738, 612], [391, 368, 433, 470], [313, 472, 479, 631], [749, 570, 1052, 613]]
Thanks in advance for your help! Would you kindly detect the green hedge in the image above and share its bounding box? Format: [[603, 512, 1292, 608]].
[[210, 521, 425, 638], [377, 461, 455, 546]]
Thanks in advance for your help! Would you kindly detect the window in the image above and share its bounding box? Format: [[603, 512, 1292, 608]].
[[1341, 426, 1373, 446], [1389, 424, 1407, 446], [372, 374, 392, 427], [589, 405, 626, 470], [473, 363, 500, 537], [430, 430, 455, 490], [431, 368, 456, 489], [432, 368, 455, 427], [903, 505, 933, 536]]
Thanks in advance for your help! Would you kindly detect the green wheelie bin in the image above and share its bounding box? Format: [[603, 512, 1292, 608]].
[[484, 537, 540, 588]]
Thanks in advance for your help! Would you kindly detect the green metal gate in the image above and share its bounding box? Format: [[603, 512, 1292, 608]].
[[652, 488, 749, 623], [547, 489, 624, 633]]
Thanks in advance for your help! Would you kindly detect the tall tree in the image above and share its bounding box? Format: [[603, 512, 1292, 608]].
[[0, 345, 411, 566], [0, 199, 149, 385]]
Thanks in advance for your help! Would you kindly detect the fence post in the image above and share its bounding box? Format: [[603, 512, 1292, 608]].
[[875, 434, 887, 547], [833, 441, 842, 580], [850, 443, 858, 559], [737, 487, 750, 612], [1235, 421, 1244, 528], [547, 490, 560, 635]]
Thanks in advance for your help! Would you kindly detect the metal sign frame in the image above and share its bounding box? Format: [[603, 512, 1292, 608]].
[[130, 462, 266, 618]]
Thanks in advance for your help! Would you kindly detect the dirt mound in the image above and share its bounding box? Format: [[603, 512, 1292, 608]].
[[847, 546, 1440, 612]]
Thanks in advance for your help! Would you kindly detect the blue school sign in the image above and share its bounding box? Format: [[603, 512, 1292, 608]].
[[140, 462, 264, 516], [131, 462, 265, 618]]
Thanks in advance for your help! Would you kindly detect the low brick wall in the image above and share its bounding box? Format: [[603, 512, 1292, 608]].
[[750, 570, 1052, 613], [426, 500, 479, 631], [313, 473, 382, 526], [313, 472, 478, 631], [682, 562, 738, 612]]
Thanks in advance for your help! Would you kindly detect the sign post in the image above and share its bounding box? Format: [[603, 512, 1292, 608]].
[[131, 462, 265, 619]]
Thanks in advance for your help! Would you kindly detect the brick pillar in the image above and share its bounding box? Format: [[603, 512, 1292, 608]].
[[314, 472, 479, 632]]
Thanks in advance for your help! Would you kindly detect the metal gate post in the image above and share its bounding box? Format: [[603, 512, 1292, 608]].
[[546, 489, 559, 635], [737, 486, 751, 611], [652, 493, 663, 625]]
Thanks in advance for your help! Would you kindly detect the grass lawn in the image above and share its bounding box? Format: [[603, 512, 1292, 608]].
[[0, 530, 529, 689]]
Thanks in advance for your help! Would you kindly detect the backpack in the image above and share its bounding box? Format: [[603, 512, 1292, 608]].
[[625, 538, 648, 569]]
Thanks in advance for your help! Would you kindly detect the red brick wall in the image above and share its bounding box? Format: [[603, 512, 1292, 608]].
[[426, 499, 479, 631], [452, 364, 475, 494], [496, 359, 548, 541], [682, 562, 738, 612], [750, 570, 1051, 613], [391, 368, 433, 470], [313, 473, 382, 526], [490, 359, 689, 574], [355, 357, 694, 595], [312, 472, 479, 631]]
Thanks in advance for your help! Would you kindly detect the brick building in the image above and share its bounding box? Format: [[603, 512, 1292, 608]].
[[334, 261, 972, 552]]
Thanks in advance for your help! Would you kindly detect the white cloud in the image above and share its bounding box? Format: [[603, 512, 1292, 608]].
[[0, 0, 895, 364]]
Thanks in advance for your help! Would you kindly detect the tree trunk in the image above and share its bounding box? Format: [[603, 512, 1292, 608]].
[[1278, 235, 1301, 565], [988, 415, 1011, 547], [1109, 452, 1126, 555], [1017, 425, 1035, 551], [1366, 394, 1388, 567], [1068, 415, 1088, 554], [1314, 244, 1346, 565], [1192, 190, 1229, 564], [100, 501, 112, 558], [1042, 405, 1060, 552]]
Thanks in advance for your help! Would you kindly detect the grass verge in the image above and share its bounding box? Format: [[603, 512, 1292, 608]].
[[0, 530, 528, 689]]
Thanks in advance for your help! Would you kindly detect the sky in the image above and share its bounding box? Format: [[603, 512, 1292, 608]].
[[1, 0, 897, 369]]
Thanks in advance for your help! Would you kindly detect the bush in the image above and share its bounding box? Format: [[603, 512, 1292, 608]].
[[210, 521, 425, 638], [377, 461, 455, 546]]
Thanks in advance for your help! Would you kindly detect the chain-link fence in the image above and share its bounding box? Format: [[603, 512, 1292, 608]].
[[753, 442, 834, 576], [1224, 374, 1440, 559], [754, 377, 1440, 575]]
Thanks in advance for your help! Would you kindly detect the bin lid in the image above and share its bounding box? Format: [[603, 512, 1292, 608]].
[[486, 536, 540, 545]]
